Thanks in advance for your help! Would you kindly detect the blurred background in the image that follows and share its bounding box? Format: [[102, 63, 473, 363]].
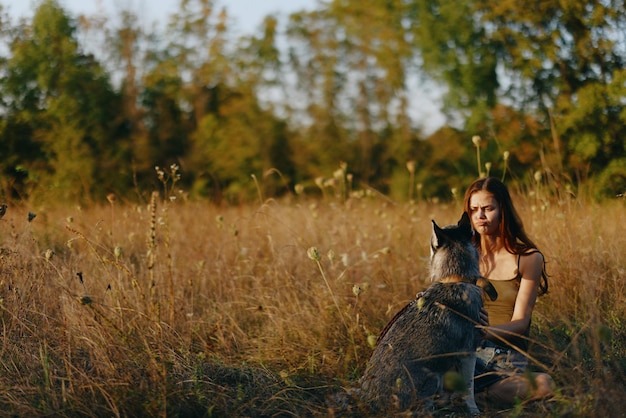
[[0, 0, 624, 204]]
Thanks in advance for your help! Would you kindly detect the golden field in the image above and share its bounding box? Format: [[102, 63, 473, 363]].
[[0, 190, 624, 417]]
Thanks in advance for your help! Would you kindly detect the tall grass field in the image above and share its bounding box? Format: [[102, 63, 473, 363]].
[[0, 182, 624, 417]]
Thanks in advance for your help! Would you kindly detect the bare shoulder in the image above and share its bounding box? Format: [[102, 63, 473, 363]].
[[519, 250, 544, 280], [521, 249, 544, 263]]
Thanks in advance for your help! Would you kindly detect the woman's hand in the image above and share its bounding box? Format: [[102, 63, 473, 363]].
[[479, 307, 489, 326], [478, 307, 490, 337]]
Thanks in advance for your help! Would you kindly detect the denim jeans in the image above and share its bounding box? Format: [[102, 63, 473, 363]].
[[474, 340, 528, 392]]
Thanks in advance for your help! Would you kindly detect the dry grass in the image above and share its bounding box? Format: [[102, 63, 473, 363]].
[[0, 192, 624, 417]]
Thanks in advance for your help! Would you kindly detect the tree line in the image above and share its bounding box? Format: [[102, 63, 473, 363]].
[[0, 0, 624, 205]]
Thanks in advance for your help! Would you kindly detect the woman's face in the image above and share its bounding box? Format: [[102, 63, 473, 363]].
[[468, 190, 501, 236]]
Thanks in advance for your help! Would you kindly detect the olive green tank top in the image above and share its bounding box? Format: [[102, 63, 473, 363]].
[[483, 251, 541, 352]]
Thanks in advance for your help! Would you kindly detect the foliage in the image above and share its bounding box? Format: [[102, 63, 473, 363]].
[[0, 0, 127, 203], [471, 0, 626, 184], [0, 0, 624, 204]]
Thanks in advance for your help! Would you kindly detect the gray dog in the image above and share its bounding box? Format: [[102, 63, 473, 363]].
[[359, 213, 497, 414]]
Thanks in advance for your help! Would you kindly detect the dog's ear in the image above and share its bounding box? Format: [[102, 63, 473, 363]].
[[457, 212, 474, 236], [477, 277, 498, 301], [457, 212, 472, 230], [431, 219, 445, 250]]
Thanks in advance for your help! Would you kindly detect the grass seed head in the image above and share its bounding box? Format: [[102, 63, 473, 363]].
[[367, 334, 377, 348], [44, 249, 54, 261], [307, 247, 320, 261], [114, 246, 123, 260]]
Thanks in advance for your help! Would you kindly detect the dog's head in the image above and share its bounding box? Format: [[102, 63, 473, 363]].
[[430, 212, 473, 251], [430, 212, 476, 273], [430, 212, 497, 301]]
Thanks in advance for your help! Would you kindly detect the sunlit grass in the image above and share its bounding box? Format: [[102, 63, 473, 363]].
[[0, 189, 624, 416]]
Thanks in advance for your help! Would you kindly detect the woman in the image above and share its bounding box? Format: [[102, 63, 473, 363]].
[[463, 177, 553, 405]]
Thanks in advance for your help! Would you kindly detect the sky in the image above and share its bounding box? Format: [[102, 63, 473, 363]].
[[4, 0, 318, 34]]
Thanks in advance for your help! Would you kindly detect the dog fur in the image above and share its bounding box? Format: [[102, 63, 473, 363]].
[[359, 212, 496, 414]]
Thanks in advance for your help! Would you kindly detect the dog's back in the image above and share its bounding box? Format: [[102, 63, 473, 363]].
[[360, 213, 488, 413]]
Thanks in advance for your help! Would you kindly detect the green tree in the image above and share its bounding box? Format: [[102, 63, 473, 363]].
[[408, 0, 500, 128], [286, 8, 351, 180], [161, 2, 297, 201], [0, 0, 126, 203], [409, 0, 626, 195], [478, 0, 625, 190], [286, 1, 418, 190], [418, 127, 475, 198], [104, 9, 155, 191]]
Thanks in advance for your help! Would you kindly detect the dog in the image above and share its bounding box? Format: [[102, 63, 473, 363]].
[[359, 212, 497, 414]]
